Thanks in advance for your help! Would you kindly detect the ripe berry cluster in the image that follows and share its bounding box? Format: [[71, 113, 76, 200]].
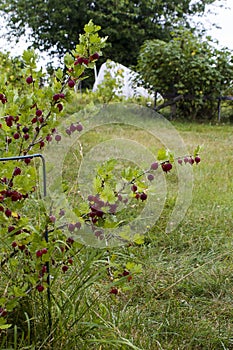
[[177, 156, 201, 165], [131, 184, 147, 201], [0, 92, 7, 104], [66, 122, 83, 135], [74, 52, 99, 66]]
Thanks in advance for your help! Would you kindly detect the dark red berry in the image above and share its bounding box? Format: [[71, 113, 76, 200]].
[[5, 208, 12, 217], [162, 162, 172, 173], [31, 117, 37, 124], [24, 158, 31, 165], [55, 135, 61, 142], [8, 225, 15, 233], [36, 285, 44, 292], [49, 215, 56, 223], [26, 76, 33, 84], [140, 192, 147, 201], [41, 265, 47, 274], [62, 265, 69, 273], [36, 250, 43, 257], [12, 241, 17, 248], [195, 156, 201, 164], [70, 123, 76, 132], [150, 162, 159, 170], [57, 103, 63, 112], [90, 52, 99, 61], [66, 238, 74, 246], [75, 222, 81, 229], [40, 140, 45, 149], [110, 287, 118, 295], [13, 167, 21, 176], [41, 248, 48, 255], [68, 223, 75, 232], [53, 94, 60, 101], [24, 133, 29, 140], [59, 209, 65, 216], [122, 270, 130, 276], [189, 157, 195, 165], [36, 109, 42, 117], [131, 184, 137, 192], [83, 58, 89, 65], [68, 80, 75, 88], [75, 56, 84, 64], [22, 126, 29, 133], [46, 135, 52, 142], [0, 308, 7, 317], [147, 174, 154, 181], [76, 123, 83, 132]]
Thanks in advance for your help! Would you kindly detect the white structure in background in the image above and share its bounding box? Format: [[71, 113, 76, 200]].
[[93, 60, 155, 100]]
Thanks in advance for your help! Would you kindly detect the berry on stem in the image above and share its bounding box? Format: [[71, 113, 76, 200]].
[[110, 287, 118, 295], [36, 109, 43, 117], [36, 285, 44, 292], [76, 123, 83, 132], [68, 80, 75, 88], [131, 184, 137, 192], [90, 52, 100, 61], [162, 162, 172, 173], [62, 265, 69, 273], [147, 174, 154, 181], [140, 192, 147, 201], [13, 167, 21, 176], [150, 162, 159, 170], [26, 76, 33, 84], [55, 135, 61, 142]]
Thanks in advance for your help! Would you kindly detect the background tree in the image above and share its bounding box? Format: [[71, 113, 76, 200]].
[[136, 28, 233, 120], [0, 0, 222, 68]]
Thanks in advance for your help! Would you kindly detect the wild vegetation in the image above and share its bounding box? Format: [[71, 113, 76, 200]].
[[0, 2, 233, 348]]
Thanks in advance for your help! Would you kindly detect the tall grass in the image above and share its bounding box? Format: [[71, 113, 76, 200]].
[[1, 102, 233, 349]]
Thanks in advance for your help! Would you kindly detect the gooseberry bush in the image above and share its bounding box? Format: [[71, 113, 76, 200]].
[[0, 20, 201, 348]]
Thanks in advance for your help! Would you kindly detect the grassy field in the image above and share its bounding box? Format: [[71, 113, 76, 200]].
[[117, 121, 233, 349], [2, 107, 233, 349], [61, 114, 233, 349]]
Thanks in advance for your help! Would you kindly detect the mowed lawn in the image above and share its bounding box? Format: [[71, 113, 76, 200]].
[[63, 116, 233, 349]]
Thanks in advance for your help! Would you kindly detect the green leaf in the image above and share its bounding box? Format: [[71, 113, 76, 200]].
[[133, 234, 145, 245], [193, 145, 202, 157], [55, 68, 64, 80], [64, 53, 74, 66], [157, 148, 169, 161], [93, 176, 103, 193], [0, 323, 12, 329], [100, 184, 116, 204]]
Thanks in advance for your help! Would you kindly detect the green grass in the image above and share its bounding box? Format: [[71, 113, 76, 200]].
[[2, 104, 233, 349], [60, 115, 233, 349], [108, 121, 233, 349]]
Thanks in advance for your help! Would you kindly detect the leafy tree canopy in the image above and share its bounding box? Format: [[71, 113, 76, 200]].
[[0, 0, 222, 67], [137, 28, 233, 119]]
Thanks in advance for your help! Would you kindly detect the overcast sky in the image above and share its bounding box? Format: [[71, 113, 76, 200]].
[[0, 0, 233, 66], [200, 0, 233, 49]]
